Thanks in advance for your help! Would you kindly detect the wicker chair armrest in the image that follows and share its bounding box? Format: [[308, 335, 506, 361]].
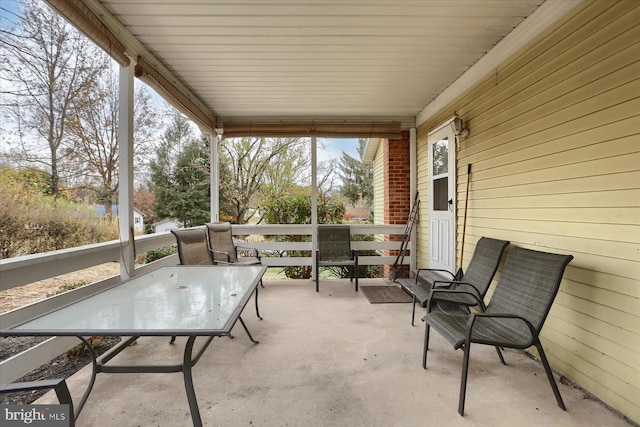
[[431, 279, 456, 289], [427, 288, 485, 312], [415, 268, 455, 284], [466, 312, 537, 343], [433, 280, 482, 296], [211, 250, 232, 263], [236, 245, 261, 260]]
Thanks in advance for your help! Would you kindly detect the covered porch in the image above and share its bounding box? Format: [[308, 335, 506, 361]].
[[33, 278, 629, 426], [1, 0, 638, 424]]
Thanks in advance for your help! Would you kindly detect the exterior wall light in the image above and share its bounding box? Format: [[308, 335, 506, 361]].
[[451, 114, 469, 139]]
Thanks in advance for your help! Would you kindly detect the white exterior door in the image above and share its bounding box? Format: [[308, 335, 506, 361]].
[[428, 123, 456, 273]]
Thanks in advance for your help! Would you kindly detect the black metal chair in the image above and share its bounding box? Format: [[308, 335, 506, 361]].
[[315, 224, 358, 292], [398, 237, 510, 325], [422, 246, 573, 415], [1, 378, 75, 426]]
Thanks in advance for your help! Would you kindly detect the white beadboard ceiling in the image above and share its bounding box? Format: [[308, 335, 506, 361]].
[[96, 0, 548, 125]]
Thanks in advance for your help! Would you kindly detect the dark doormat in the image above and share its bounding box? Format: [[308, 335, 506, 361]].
[[361, 285, 412, 304]]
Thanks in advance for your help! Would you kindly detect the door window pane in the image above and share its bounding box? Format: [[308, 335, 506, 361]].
[[432, 138, 448, 175], [433, 177, 448, 211]]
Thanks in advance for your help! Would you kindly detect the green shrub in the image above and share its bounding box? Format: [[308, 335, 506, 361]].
[[146, 245, 177, 263], [260, 194, 347, 279], [46, 281, 89, 297]]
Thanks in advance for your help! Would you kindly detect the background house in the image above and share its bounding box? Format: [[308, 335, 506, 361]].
[[94, 205, 145, 233], [153, 219, 183, 234]]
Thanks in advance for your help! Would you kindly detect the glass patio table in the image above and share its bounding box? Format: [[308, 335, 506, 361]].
[[0, 265, 267, 427]]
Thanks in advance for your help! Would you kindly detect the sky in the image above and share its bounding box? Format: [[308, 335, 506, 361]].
[[318, 138, 359, 164], [0, 0, 20, 25]]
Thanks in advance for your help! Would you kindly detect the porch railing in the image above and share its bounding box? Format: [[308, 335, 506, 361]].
[[0, 223, 410, 385]]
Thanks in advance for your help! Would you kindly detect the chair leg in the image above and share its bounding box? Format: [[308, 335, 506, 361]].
[[411, 295, 417, 326], [535, 339, 566, 410], [422, 322, 431, 369], [354, 265, 359, 292], [495, 346, 505, 365], [316, 257, 320, 292], [355, 259, 359, 292], [459, 342, 471, 416]]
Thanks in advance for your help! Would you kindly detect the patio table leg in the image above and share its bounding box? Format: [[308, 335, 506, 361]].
[[183, 336, 201, 427], [255, 287, 262, 320], [238, 316, 260, 344], [183, 336, 216, 427], [74, 336, 99, 421]]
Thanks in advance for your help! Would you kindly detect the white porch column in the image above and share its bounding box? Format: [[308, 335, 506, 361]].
[[118, 60, 135, 280], [409, 128, 418, 273], [311, 136, 318, 280], [209, 133, 220, 222]]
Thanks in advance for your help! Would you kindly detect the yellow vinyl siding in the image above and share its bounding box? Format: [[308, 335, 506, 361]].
[[416, 0, 639, 421], [373, 142, 384, 225], [415, 131, 429, 268]]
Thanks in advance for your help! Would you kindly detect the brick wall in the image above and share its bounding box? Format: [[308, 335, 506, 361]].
[[382, 131, 411, 278]]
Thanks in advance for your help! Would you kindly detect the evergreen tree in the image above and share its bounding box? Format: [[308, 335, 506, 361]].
[[149, 114, 210, 227], [339, 138, 373, 206]]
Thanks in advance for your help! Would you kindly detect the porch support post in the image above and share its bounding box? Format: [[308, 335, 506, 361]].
[[209, 133, 219, 222], [311, 136, 318, 280], [409, 128, 417, 273], [118, 60, 135, 280]]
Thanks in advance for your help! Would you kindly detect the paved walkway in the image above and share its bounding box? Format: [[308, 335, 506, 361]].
[[39, 278, 631, 426]]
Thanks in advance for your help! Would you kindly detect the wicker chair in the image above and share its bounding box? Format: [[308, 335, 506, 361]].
[[422, 246, 573, 415], [171, 227, 213, 266], [206, 222, 263, 292], [398, 237, 509, 325], [205, 222, 261, 265], [316, 224, 358, 292]]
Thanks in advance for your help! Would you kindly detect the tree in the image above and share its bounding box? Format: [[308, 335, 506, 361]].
[[133, 186, 157, 234], [260, 140, 310, 201], [171, 137, 210, 226], [339, 138, 373, 206], [219, 137, 308, 224], [0, 167, 118, 258], [0, 0, 109, 197], [66, 71, 158, 216], [149, 113, 210, 227]]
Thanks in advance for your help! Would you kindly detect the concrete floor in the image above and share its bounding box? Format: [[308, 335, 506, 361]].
[[38, 278, 631, 427]]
